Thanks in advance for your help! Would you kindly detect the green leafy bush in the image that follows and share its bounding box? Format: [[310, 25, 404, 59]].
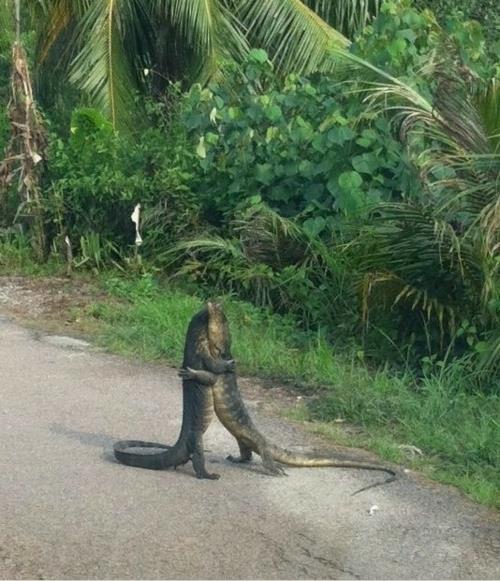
[[415, 0, 500, 47], [353, 13, 499, 378], [353, 0, 494, 79], [182, 49, 421, 233], [168, 202, 357, 333], [44, 105, 200, 254]]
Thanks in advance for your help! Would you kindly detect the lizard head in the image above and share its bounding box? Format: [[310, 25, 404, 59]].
[[206, 301, 231, 358]]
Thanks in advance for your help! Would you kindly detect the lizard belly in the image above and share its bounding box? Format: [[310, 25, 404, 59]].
[[212, 376, 256, 446], [200, 388, 215, 433]]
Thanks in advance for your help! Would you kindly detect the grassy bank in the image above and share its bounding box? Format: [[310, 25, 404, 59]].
[[83, 274, 499, 509]]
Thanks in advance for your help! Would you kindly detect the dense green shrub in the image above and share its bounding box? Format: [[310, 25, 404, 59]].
[[354, 1, 494, 79], [181, 1, 494, 232], [182, 50, 421, 233], [414, 0, 500, 46], [44, 105, 200, 255]]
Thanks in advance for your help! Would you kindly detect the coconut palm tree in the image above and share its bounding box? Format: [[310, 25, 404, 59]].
[[25, 0, 382, 127]]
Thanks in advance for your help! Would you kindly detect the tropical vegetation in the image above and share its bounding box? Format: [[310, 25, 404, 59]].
[[0, 0, 498, 504]]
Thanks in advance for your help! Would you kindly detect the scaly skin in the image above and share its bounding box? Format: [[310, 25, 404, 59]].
[[113, 303, 233, 479], [181, 363, 397, 494]]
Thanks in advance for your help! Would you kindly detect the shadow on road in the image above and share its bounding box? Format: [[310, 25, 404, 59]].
[[50, 423, 120, 463]]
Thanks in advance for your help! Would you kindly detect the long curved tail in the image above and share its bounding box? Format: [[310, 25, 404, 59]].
[[113, 440, 182, 470], [269, 445, 397, 494]]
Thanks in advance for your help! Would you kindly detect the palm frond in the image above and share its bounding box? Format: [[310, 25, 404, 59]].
[[233, 204, 308, 268], [69, 0, 141, 129], [360, 202, 487, 305], [34, 0, 78, 62], [169, 0, 248, 81], [173, 235, 244, 260], [237, 0, 350, 76], [301, 0, 380, 37], [474, 78, 500, 153], [360, 271, 456, 338], [365, 57, 495, 158], [477, 333, 500, 374]]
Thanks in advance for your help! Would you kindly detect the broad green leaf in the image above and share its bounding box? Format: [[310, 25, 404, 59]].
[[327, 126, 355, 145], [326, 177, 337, 196], [338, 170, 363, 191], [303, 216, 326, 237], [265, 104, 282, 122], [205, 132, 219, 145], [356, 129, 378, 148], [387, 37, 407, 59], [352, 153, 379, 175], [255, 163, 274, 185]]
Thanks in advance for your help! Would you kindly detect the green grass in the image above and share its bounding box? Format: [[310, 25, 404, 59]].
[[0, 232, 64, 276], [84, 274, 499, 509]]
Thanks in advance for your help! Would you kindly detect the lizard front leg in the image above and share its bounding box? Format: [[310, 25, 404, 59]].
[[178, 367, 217, 385]]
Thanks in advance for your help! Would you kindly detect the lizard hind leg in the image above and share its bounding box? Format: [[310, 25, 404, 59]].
[[191, 434, 220, 480], [192, 450, 220, 480], [253, 434, 287, 476], [227, 440, 253, 464], [228, 431, 287, 476], [260, 447, 287, 476], [227, 443, 286, 476]]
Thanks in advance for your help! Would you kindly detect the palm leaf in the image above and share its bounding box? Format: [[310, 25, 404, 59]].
[[360, 271, 456, 338], [69, 0, 143, 129], [301, 0, 380, 37], [237, 0, 350, 75], [163, 0, 249, 83], [474, 78, 500, 153], [477, 333, 500, 374], [233, 204, 308, 267], [34, 0, 82, 62], [173, 235, 244, 259], [29, 0, 415, 124]]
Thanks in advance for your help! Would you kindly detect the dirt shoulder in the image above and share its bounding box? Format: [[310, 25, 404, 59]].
[[0, 274, 105, 333]]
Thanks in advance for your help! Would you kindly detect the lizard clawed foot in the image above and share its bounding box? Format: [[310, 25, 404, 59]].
[[224, 359, 236, 372], [178, 367, 196, 380], [227, 454, 251, 464], [262, 461, 288, 477], [196, 472, 220, 480]]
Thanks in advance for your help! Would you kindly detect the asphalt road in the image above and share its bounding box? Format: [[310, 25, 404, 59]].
[[1, 316, 499, 580]]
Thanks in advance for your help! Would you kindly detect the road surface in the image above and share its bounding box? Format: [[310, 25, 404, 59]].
[[0, 316, 498, 579]]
